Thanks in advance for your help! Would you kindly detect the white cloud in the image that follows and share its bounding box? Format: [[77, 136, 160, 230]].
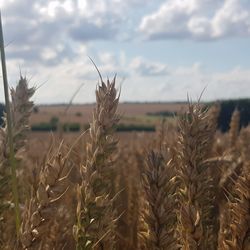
[[41, 47, 58, 61], [0, 0, 133, 64], [37, 1, 73, 18], [1, 50, 250, 103], [187, 17, 212, 39], [0, 0, 249, 104], [0, 0, 162, 74], [121, 58, 250, 102], [211, 0, 250, 38], [139, 0, 250, 40], [129, 57, 169, 76], [139, 0, 194, 39]]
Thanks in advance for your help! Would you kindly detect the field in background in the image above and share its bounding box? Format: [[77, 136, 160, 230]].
[[2, 77, 250, 249], [27, 102, 187, 165], [30, 102, 188, 128]]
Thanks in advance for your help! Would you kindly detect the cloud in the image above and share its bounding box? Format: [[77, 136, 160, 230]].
[[69, 20, 119, 41], [212, 0, 250, 38], [0, 49, 130, 103], [0, 1, 249, 104], [129, 57, 169, 76], [1, 49, 250, 104], [119, 58, 250, 102], [0, 0, 137, 65], [139, 0, 250, 40], [0, 0, 163, 69]]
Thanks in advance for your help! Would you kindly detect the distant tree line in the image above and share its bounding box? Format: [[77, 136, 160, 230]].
[[31, 121, 156, 132], [146, 99, 250, 132], [215, 99, 250, 132], [2, 99, 250, 132], [146, 110, 177, 117]]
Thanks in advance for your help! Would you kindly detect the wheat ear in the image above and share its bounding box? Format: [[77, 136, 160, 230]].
[[177, 103, 218, 249], [20, 151, 70, 249], [219, 128, 250, 249], [74, 76, 119, 249], [142, 150, 177, 250], [0, 76, 35, 246]]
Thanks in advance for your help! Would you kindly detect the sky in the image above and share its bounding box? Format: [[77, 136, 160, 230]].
[[0, 0, 250, 103]]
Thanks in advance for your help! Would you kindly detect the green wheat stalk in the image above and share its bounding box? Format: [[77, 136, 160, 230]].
[[0, 12, 20, 236]]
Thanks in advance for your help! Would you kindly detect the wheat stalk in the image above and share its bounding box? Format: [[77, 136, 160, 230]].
[[0, 13, 21, 236], [142, 150, 177, 250], [0, 76, 35, 247], [177, 103, 218, 249], [228, 109, 240, 149], [114, 148, 132, 249], [74, 76, 119, 249], [219, 127, 250, 249], [20, 151, 70, 249]]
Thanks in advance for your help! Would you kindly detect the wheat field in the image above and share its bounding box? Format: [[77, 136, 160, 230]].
[[1, 76, 250, 250]]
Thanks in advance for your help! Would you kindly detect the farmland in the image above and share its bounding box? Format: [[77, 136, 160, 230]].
[[29, 102, 187, 126], [1, 77, 250, 250]]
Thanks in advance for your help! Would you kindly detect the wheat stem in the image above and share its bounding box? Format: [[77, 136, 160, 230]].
[[0, 12, 20, 236]]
